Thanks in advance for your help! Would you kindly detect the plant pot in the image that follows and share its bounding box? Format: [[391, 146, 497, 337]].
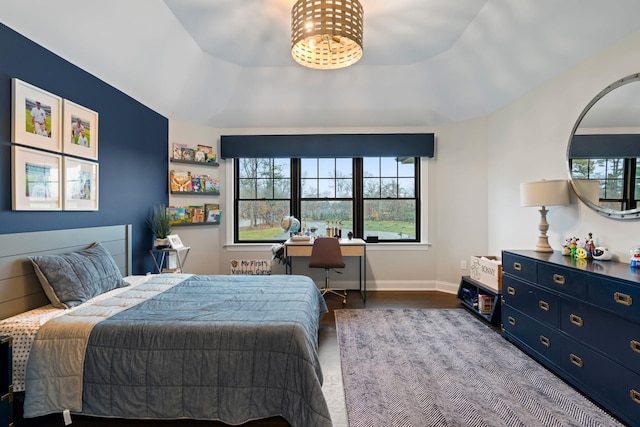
[[154, 238, 169, 249]]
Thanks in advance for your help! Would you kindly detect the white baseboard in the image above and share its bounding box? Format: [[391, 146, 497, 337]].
[[332, 280, 458, 294]]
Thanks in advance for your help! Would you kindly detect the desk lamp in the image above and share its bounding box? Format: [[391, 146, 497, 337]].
[[520, 180, 570, 252]]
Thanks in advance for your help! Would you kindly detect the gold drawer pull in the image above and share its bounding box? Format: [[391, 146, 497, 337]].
[[614, 292, 633, 306], [570, 354, 583, 368], [513, 262, 522, 271], [507, 316, 516, 326], [569, 314, 584, 327], [631, 389, 640, 405], [539, 300, 550, 311], [507, 286, 516, 295], [631, 340, 640, 354], [553, 274, 565, 285], [540, 335, 551, 347]]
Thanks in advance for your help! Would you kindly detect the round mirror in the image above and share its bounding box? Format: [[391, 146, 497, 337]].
[[567, 73, 640, 219]]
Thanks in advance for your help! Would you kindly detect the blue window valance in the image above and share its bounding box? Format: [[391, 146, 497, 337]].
[[220, 133, 435, 159]]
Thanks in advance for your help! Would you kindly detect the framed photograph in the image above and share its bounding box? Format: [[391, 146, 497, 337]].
[[167, 234, 184, 249], [11, 78, 62, 152], [63, 99, 98, 160], [12, 145, 62, 211], [63, 157, 99, 211]]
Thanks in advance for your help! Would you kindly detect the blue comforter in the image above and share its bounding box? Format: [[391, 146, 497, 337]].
[[29, 274, 331, 427]]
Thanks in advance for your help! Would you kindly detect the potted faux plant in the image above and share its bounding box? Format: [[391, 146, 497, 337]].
[[147, 204, 172, 248]]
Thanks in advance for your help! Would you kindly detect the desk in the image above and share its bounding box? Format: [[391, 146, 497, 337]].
[[284, 238, 367, 302], [149, 247, 190, 273]]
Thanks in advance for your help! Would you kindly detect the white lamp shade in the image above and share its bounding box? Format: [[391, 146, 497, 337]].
[[520, 180, 570, 207], [573, 179, 600, 204]]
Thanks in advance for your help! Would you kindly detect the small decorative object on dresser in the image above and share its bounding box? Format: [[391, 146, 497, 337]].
[[593, 246, 612, 261], [630, 246, 640, 267]]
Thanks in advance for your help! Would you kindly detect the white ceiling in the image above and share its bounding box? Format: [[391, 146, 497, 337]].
[[2, 0, 640, 129]]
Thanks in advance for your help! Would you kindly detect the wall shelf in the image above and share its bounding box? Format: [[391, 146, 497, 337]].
[[170, 158, 219, 167]]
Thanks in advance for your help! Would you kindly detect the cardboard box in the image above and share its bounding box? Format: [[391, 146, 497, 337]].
[[470, 255, 502, 291]]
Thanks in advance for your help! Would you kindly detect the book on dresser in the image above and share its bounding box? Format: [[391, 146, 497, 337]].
[[501, 250, 640, 426]]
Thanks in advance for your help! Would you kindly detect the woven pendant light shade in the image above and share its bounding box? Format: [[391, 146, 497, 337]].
[[291, 0, 364, 70]]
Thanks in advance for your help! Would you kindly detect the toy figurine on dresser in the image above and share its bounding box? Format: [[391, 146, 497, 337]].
[[630, 246, 640, 267]]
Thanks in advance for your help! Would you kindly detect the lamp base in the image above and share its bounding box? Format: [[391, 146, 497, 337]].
[[534, 206, 554, 253]]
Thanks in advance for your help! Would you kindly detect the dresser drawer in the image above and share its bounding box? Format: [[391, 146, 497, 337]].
[[537, 263, 588, 299], [502, 275, 559, 328], [591, 276, 640, 323], [561, 337, 640, 426], [502, 305, 562, 363], [560, 298, 640, 374], [502, 252, 537, 283]]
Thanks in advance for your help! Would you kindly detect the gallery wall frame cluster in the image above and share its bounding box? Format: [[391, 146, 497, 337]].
[[10, 78, 99, 211]]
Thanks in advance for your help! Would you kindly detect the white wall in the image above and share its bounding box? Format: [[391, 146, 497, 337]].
[[167, 120, 223, 275], [167, 123, 490, 293], [488, 28, 640, 261], [168, 28, 640, 291]]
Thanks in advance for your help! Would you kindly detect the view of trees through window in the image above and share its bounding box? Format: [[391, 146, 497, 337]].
[[235, 157, 419, 242], [570, 157, 640, 210]]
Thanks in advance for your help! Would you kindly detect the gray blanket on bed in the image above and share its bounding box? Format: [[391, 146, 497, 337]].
[[27, 274, 331, 427]]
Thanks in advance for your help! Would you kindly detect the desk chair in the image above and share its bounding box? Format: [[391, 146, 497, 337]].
[[309, 237, 347, 304]]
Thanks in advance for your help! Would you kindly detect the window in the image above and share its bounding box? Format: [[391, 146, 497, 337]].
[[235, 157, 420, 243], [236, 158, 291, 241], [570, 157, 640, 211]]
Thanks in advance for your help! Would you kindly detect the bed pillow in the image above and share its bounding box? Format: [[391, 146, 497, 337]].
[[30, 242, 129, 309]]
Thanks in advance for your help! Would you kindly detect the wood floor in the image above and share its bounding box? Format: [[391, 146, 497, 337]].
[[14, 291, 461, 427]]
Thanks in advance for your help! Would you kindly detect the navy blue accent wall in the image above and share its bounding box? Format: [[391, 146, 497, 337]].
[[0, 23, 168, 274]]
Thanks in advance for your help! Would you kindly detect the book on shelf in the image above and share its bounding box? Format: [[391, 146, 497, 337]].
[[168, 206, 186, 224], [189, 205, 205, 223], [205, 203, 222, 223], [182, 148, 195, 161], [172, 142, 186, 160], [170, 170, 192, 192]]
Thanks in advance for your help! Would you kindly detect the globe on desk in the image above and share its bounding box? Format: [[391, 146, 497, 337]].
[[281, 216, 301, 235]]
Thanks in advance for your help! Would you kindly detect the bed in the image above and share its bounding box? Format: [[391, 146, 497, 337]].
[[0, 225, 331, 427]]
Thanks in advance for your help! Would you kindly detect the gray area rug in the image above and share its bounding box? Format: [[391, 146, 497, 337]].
[[336, 308, 624, 427]]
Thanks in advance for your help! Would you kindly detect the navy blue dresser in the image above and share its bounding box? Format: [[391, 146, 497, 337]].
[[502, 250, 640, 426]]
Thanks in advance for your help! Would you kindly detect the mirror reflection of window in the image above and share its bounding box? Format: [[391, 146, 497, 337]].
[[568, 74, 640, 218]]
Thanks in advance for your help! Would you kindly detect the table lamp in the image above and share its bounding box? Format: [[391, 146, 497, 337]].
[[520, 180, 570, 252]]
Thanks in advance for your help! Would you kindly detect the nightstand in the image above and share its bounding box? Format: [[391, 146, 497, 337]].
[[0, 336, 12, 427], [149, 247, 190, 273]]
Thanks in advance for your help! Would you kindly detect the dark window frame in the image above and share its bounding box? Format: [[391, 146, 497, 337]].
[[234, 157, 421, 243]]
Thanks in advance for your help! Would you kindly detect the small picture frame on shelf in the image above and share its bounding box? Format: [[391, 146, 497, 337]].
[[167, 234, 184, 249]]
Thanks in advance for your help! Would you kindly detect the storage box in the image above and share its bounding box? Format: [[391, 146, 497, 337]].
[[469, 255, 502, 291], [478, 294, 494, 315]]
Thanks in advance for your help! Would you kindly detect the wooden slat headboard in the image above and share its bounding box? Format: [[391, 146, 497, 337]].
[[0, 225, 132, 320]]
